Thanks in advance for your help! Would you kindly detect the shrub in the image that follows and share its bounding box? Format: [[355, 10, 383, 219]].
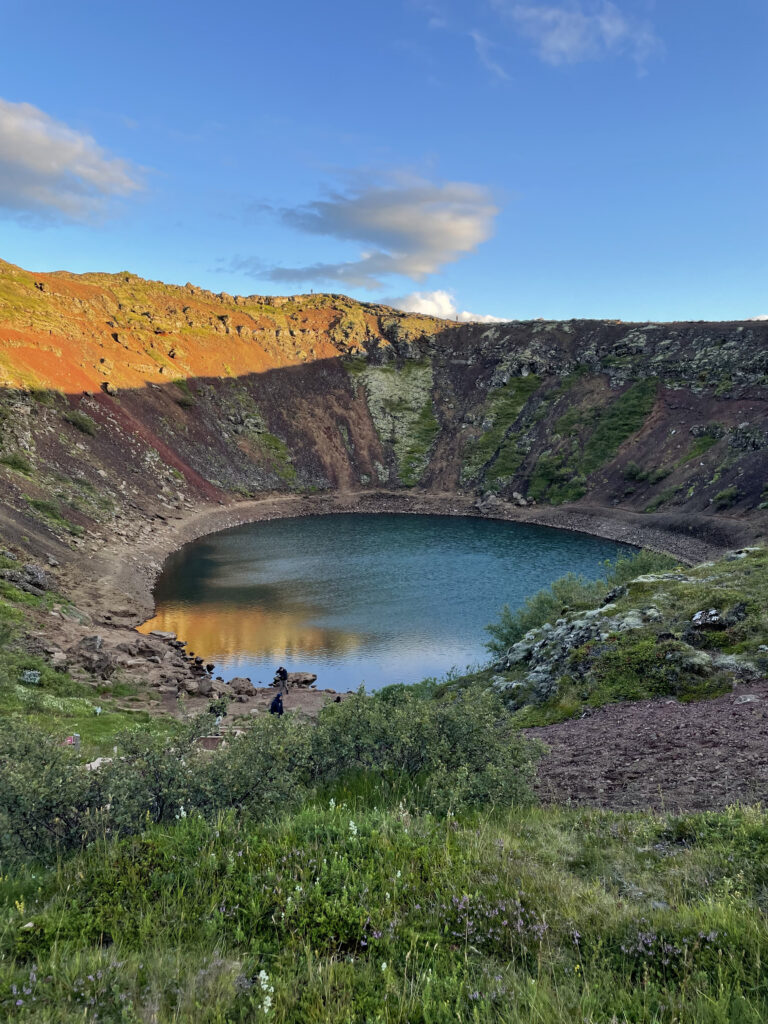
[[714, 485, 740, 509], [0, 689, 540, 863], [63, 410, 98, 435], [485, 548, 678, 656], [0, 452, 31, 474]]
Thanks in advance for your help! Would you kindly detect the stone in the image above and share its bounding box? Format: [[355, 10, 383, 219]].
[[149, 630, 177, 641], [281, 671, 318, 688], [229, 676, 254, 695], [734, 694, 761, 705], [691, 608, 724, 630]]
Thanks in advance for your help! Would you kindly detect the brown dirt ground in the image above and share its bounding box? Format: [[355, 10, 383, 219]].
[[528, 682, 768, 812]]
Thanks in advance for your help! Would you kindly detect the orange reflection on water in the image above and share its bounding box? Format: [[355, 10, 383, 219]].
[[138, 602, 365, 662]]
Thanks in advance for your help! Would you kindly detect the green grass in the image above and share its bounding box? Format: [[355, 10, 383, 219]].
[[63, 410, 98, 436], [0, 453, 32, 474], [526, 380, 658, 505], [399, 399, 440, 486], [714, 485, 740, 510], [257, 432, 297, 484], [24, 497, 84, 537], [579, 378, 658, 476], [461, 375, 541, 484], [1, 801, 766, 1022]]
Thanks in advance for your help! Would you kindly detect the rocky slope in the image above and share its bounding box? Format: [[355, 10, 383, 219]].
[[1, 257, 767, 564]]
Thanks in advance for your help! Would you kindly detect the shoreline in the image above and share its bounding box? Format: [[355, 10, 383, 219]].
[[65, 489, 765, 628]]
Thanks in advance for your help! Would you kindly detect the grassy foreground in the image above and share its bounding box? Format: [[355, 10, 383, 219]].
[[1, 798, 767, 1023], [1, 550, 767, 1021]]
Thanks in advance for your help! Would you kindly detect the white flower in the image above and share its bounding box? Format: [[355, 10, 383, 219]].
[[396, 870, 401, 878], [175, 805, 187, 820], [348, 820, 358, 836], [381, 961, 388, 971], [329, 798, 336, 809]]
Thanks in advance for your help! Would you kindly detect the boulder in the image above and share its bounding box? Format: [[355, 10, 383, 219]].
[[271, 671, 317, 688], [229, 676, 254, 695], [691, 608, 724, 630]]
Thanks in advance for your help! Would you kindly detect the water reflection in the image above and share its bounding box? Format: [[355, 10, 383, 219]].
[[139, 513, 630, 691], [140, 603, 366, 660]]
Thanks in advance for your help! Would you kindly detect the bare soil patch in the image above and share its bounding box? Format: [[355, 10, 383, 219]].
[[528, 683, 768, 812]]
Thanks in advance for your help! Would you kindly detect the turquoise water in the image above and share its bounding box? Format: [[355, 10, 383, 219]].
[[142, 513, 630, 691]]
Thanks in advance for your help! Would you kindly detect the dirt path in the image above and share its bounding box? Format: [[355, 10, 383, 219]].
[[528, 683, 768, 812]]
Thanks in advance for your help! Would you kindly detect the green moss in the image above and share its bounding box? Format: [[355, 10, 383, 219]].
[[359, 360, 438, 486], [714, 485, 740, 509], [527, 453, 587, 504], [399, 399, 440, 486], [63, 410, 98, 436], [579, 378, 658, 476], [0, 452, 32, 474], [461, 375, 540, 484], [256, 432, 296, 484], [25, 497, 84, 536]]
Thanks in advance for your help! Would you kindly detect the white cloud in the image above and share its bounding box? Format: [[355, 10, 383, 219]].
[[394, 289, 508, 323], [238, 174, 498, 289], [749, 315, 768, 321], [497, 1, 660, 66], [469, 30, 510, 80], [0, 98, 140, 220]]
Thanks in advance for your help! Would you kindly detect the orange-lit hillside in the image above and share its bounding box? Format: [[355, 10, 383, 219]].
[[0, 259, 455, 392]]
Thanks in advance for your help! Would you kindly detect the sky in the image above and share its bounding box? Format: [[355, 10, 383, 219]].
[[0, 0, 765, 322]]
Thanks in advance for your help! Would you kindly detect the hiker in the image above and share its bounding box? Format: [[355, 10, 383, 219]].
[[269, 692, 284, 716], [275, 666, 288, 684]]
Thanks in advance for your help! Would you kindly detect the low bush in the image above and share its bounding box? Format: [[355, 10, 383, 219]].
[[0, 687, 540, 864], [0, 452, 31, 474], [714, 485, 740, 509], [63, 410, 98, 435]]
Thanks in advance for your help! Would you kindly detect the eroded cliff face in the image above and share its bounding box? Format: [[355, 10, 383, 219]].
[[1, 258, 767, 565]]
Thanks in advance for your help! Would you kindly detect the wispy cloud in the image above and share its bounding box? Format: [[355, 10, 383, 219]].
[[469, 31, 510, 80], [0, 98, 141, 221], [749, 315, 768, 321], [494, 1, 660, 67], [235, 174, 499, 289], [393, 288, 508, 323]]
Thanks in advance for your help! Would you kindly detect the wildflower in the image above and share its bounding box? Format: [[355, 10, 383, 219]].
[[175, 805, 187, 819], [329, 798, 336, 809], [396, 870, 401, 878], [381, 961, 387, 971], [349, 820, 358, 836]]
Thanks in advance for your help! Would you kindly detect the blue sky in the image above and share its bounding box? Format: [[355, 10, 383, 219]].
[[0, 0, 765, 321]]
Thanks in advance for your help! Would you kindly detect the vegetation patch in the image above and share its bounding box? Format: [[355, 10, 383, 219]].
[[485, 549, 677, 656], [0, 453, 32, 475], [63, 410, 98, 436], [579, 378, 658, 475], [359, 360, 439, 486], [713, 485, 740, 509], [24, 497, 84, 537], [461, 375, 540, 484]]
